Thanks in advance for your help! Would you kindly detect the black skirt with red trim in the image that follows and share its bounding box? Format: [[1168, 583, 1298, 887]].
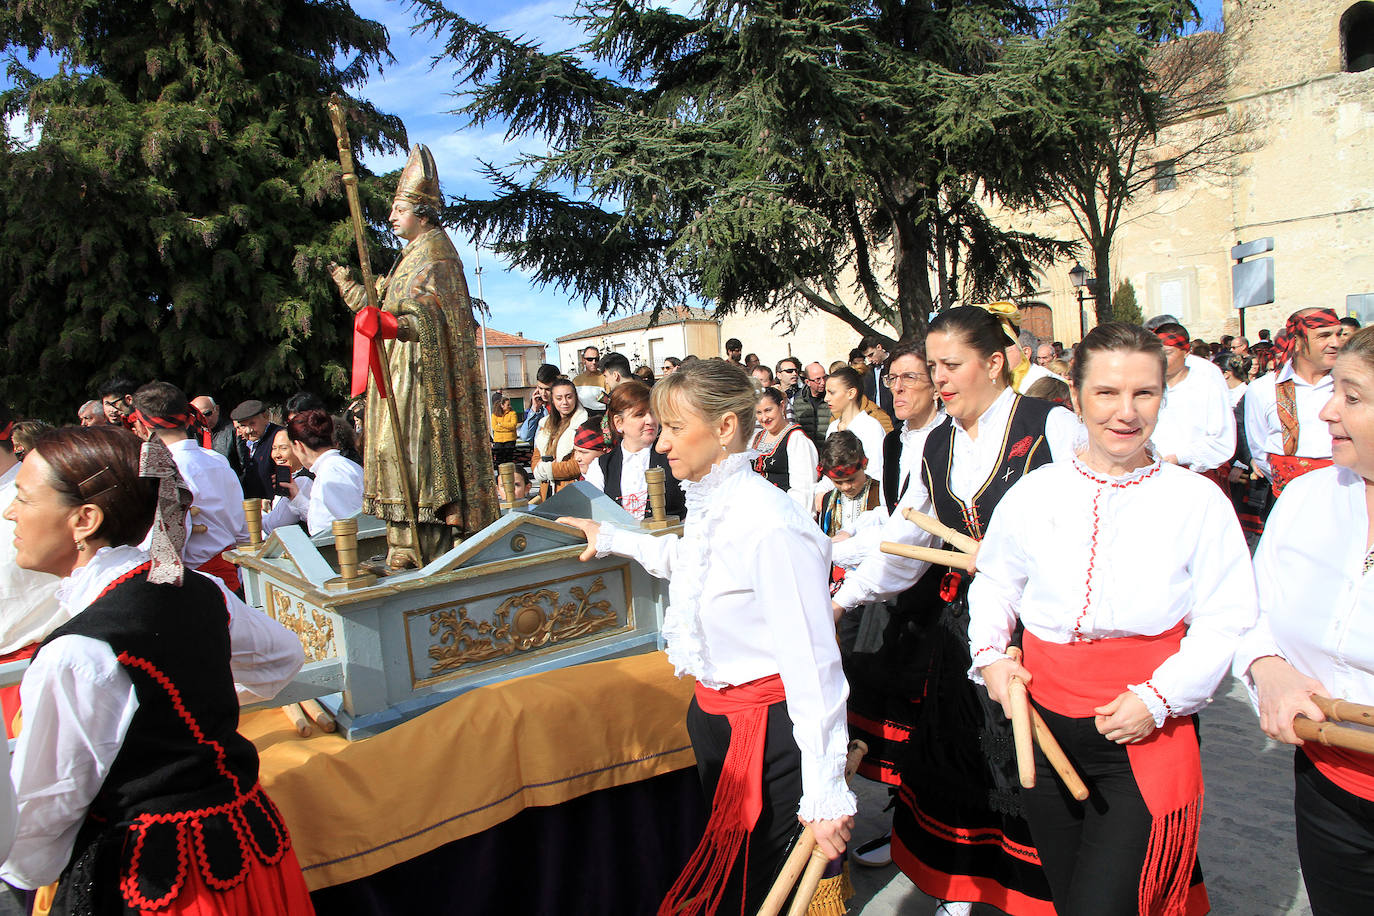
[[840, 570, 944, 786], [889, 594, 1056, 914]]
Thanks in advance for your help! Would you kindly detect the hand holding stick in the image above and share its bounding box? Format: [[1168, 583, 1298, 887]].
[[901, 508, 979, 555], [1009, 676, 1036, 789], [756, 740, 867, 916]]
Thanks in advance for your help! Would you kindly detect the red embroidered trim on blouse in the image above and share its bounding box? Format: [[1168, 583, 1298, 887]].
[[1070, 462, 1163, 640]]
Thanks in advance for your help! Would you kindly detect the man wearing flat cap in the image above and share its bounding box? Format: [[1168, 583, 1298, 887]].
[[230, 399, 280, 501], [329, 146, 498, 568]]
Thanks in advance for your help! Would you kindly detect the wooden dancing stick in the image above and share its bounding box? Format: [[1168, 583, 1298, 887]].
[[1009, 676, 1036, 789], [880, 540, 976, 573], [282, 703, 312, 738], [756, 741, 868, 916], [1030, 709, 1090, 801], [901, 508, 979, 556], [1313, 695, 1374, 727], [1294, 716, 1374, 756], [300, 699, 337, 734], [326, 94, 422, 557]]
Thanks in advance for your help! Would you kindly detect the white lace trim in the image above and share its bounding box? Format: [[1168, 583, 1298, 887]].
[[798, 750, 859, 821], [654, 452, 758, 687], [56, 545, 148, 615]]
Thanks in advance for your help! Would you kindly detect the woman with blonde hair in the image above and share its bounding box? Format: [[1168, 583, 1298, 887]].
[[559, 360, 854, 914]]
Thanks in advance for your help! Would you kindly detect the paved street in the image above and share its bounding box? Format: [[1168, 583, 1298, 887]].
[[843, 674, 1313, 915]]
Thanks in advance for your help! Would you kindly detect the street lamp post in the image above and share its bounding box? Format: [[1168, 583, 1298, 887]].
[[1069, 262, 1097, 340]]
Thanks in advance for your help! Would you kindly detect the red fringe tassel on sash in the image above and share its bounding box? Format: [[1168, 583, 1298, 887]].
[[659, 675, 786, 916], [1024, 623, 1203, 916]]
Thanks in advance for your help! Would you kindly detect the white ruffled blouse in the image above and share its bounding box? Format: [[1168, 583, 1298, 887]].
[[595, 453, 857, 822]]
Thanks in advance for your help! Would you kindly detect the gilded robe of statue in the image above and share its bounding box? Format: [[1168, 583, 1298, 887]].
[[336, 226, 499, 563]]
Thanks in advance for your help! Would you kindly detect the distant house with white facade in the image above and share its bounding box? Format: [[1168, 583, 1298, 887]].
[[555, 308, 721, 375]]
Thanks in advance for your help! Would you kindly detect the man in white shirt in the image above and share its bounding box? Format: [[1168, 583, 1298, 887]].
[[1009, 330, 1065, 394], [1150, 323, 1236, 473], [1244, 307, 1343, 496], [132, 382, 248, 590]]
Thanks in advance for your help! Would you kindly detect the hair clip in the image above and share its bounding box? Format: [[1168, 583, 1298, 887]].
[[77, 467, 121, 501]]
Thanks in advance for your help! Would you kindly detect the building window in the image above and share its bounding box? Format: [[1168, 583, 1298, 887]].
[[1344, 3, 1374, 72], [1153, 159, 1177, 192], [504, 354, 524, 388]]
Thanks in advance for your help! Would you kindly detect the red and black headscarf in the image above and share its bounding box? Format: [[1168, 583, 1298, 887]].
[[1154, 328, 1191, 352], [131, 404, 213, 449], [1274, 308, 1340, 367]]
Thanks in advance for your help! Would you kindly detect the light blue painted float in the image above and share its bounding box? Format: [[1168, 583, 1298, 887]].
[[228, 483, 674, 739]]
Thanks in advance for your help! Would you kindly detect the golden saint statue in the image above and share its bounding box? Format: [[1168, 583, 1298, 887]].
[[330, 146, 499, 568]]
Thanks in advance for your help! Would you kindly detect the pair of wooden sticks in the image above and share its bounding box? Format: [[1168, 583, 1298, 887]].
[[880, 508, 978, 573], [755, 740, 868, 916], [1294, 696, 1374, 755], [1008, 676, 1090, 801], [281, 699, 337, 737]]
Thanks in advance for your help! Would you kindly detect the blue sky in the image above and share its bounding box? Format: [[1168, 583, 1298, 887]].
[[4, 0, 1226, 354]]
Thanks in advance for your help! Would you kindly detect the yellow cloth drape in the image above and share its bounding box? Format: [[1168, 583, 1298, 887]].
[[246, 651, 695, 890]]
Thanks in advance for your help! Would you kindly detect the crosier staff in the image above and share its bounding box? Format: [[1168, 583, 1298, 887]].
[[326, 93, 421, 554]]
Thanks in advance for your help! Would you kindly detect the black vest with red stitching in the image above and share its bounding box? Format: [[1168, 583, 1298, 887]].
[[920, 394, 1058, 544], [39, 564, 290, 909], [753, 425, 805, 493]]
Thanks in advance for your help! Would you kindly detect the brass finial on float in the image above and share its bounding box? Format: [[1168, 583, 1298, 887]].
[[498, 462, 528, 511], [243, 499, 263, 547], [643, 467, 677, 530], [325, 517, 377, 591]]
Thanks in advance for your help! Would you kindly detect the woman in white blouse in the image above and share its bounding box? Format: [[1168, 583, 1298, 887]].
[[823, 367, 885, 496], [558, 360, 854, 914], [751, 387, 818, 513], [261, 427, 311, 535], [1237, 325, 1374, 914], [284, 409, 363, 537], [0, 426, 308, 912], [972, 323, 1257, 916]]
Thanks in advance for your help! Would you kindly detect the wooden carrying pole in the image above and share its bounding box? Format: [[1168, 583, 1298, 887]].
[[326, 94, 422, 556], [901, 508, 979, 556], [880, 540, 976, 573]]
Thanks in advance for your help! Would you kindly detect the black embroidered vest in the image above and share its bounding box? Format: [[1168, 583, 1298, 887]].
[[753, 425, 806, 493], [597, 443, 687, 520], [41, 564, 291, 912], [920, 395, 1057, 542]]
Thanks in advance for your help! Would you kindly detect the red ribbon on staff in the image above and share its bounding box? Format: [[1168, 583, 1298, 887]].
[[352, 306, 399, 397]]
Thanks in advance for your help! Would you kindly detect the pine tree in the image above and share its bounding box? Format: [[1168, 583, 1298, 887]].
[[412, 0, 1105, 342], [0, 0, 407, 418], [1113, 279, 1143, 326]]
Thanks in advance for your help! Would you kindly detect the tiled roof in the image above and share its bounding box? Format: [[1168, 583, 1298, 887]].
[[555, 307, 717, 343], [477, 327, 546, 347]]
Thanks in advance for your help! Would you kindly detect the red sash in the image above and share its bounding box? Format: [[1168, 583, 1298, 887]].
[[0, 643, 38, 739], [1023, 624, 1201, 916], [1304, 743, 1374, 801], [196, 553, 241, 593], [1268, 454, 1333, 497], [660, 674, 786, 916]]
